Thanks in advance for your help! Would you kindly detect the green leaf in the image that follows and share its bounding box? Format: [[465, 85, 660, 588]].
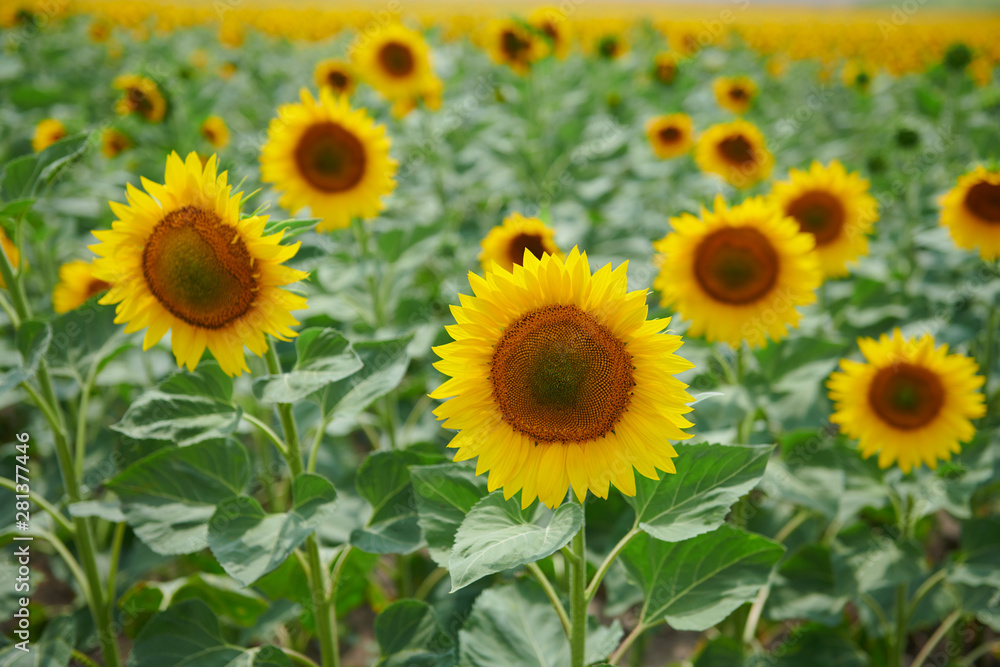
[[410, 463, 488, 567], [949, 517, 1000, 587], [626, 442, 773, 542], [0, 199, 34, 220], [0, 155, 37, 202], [765, 624, 869, 667], [44, 300, 127, 374], [448, 494, 583, 591], [208, 473, 338, 586], [261, 217, 321, 237], [833, 524, 924, 594], [457, 581, 622, 667], [374, 600, 456, 667], [36, 132, 92, 190], [252, 329, 362, 403], [68, 499, 125, 523], [0, 615, 74, 666], [172, 574, 270, 627], [315, 335, 412, 418], [108, 438, 250, 555], [350, 451, 423, 555], [761, 458, 844, 519], [113, 363, 241, 446], [0, 320, 50, 397], [620, 525, 784, 631], [128, 599, 291, 667], [766, 544, 851, 626], [693, 637, 746, 667]]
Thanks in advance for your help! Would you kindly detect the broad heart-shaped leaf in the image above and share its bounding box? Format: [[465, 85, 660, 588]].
[[252, 329, 362, 404], [620, 525, 784, 631], [108, 438, 250, 556], [949, 517, 1000, 587], [758, 624, 868, 667], [374, 600, 456, 667], [113, 363, 241, 446], [410, 463, 488, 567], [314, 335, 412, 417], [626, 442, 773, 542], [208, 473, 338, 586], [0, 319, 50, 397], [766, 543, 853, 626], [128, 599, 291, 667], [458, 580, 622, 667], [0, 614, 74, 666], [350, 451, 424, 555], [693, 637, 746, 667], [43, 300, 129, 374], [448, 493, 583, 591]]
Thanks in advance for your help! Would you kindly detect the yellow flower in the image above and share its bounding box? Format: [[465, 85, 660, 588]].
[[101, 129, 132, 158], [0, 229, 22, 289], [89, 152, 308, 376], [351, 24, 441, 114], [713, 76, 757, 114], [593, 32, 629, 60], [841, 60, 874, 91], [528, 6, 572, 60], [769, 160, 878, 278], [652, 51, 680, 84], [646, 114, 694, 159], [431, 248, 695, 509], [200, 116, 230, 148], [653, 195, 821, 348], [695, 119, 774, 189], [485, 19, 548, 75], [828, 330, 985, 473], [88, 19, 111, 43], [32, 118, 66, 153], [219, 62, 238, 80], [219, 15, 245, 48], [939, 166, 1000, 260], [52, 260, 111, 313], [314, 59, 356, 96], [479, 212, 562, 273], [113, 74, 167, 123], [259, 88, 396, 232]]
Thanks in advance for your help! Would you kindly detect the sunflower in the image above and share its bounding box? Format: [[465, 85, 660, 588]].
[[713, 76, 758, 114], [219, 62, 237, 80], [32, 118, 66, 153], [259, 88, 396, 232], [479, 212, 562, 273], [939, 166, 1000, 260], [351, 24, 441, 113], [695, 119, 774, 189], [652, 51, 679, 84], [102, 128, 132, 158], [200, 116, 230, 148], [89, 152, 308, 376], [0, 229, 22, 289], [841, 60, 874, 91], [769, 160, 878, 278], [113, 74, 167, 123], [88, 19, 111, 43], [431, 248, 695, 509], [828, 330, 985, 473], [52, 260, 110, 313], [593, 32, 629, 60], [528, 6, 572, 60], [314, 59, 356, 96], [485, 19, 548, 75], [646, 114, 694, 159], [653, 195, 821, 348]]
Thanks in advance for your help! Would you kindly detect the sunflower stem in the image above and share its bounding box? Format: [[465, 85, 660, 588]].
[[569, 499, 588, 667], [265, 340, 340, 667], [528, 562, 571, 638], [984, 298, 997, 398], [0, 240, 121, 667]]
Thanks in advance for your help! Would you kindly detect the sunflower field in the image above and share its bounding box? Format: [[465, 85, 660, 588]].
[[1, 1, 1000, 665]]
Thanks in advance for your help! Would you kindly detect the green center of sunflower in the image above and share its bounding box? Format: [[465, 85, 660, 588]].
[[718, 135, 755, 166], [856, 71, 870, 86], [490, 304, 634, 443], [658, 126, 681, 144], [598, 36, 619, 58], [786, 190, 847, 245], [379, 41, 415, 77], [964, 181, 1000, 223], [142, 206, 257, 329], [694, 227, 780, 304], [868, 362, 945, 430], [502, 29, 530, 60], [294, 122, 367, 193], [507, 233, 549, 267]]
